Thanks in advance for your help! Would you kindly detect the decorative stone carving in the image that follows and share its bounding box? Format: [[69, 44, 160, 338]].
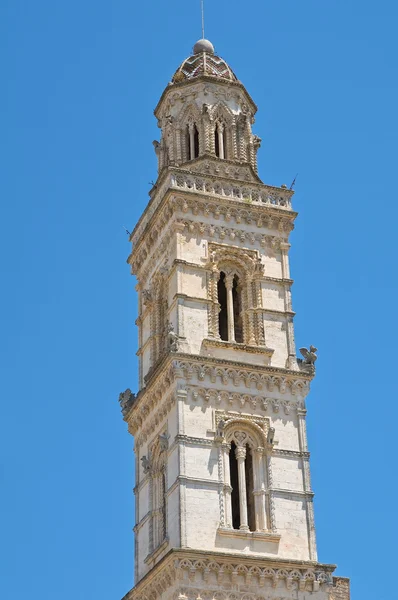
[[167, 322, 179, 352], [159, 432, 169, 452], [299, 345, 318, 365], [141, 455, 151, 474], [118, 388, 136, 416]]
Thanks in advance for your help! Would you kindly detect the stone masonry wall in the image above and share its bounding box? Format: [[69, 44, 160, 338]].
[[331, 577, 350, 600]]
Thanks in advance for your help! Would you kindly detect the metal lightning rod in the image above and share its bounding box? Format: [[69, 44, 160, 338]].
[[201, 0, 205, 39]]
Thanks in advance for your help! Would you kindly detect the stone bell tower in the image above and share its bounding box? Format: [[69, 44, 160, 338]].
[[120, 38, 350, 600]]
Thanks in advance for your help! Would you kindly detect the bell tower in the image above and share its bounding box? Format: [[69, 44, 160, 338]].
[[120, 39, 350, 600]]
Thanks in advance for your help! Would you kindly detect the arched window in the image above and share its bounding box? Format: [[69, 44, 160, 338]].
[[218, 272, 228, 341], [150, 435, 168, 551], [214, 122, 227, 159], [218, 272, 243, 343], [221, 423, 269, 533], [229, 441, 240, 529], [232, 275, 243, 343], [186, 122, 199, 160]]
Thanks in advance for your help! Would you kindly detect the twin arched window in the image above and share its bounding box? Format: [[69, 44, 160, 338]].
[[222, 424, 269, 532], [218, 272, 243, 343], [184, 118, 228, 162]]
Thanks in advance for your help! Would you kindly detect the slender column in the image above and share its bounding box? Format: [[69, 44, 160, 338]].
[[188, 122, 195, 160], [225, 275, 235, 342], [235, 445, 248, 530], [222, 443, 232, 527], [266, 454, 277, 532], [218, 124, 225, 159]]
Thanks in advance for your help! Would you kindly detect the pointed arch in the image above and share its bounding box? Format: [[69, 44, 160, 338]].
[[178, 103, 202, 162], [149, 433, 168, 551], [209, 102, 234, 159]]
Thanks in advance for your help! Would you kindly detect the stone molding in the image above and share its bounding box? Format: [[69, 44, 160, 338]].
[[126, 353, 312, 442], [217, 527, 280, 544], [130, 174, 296, 260], [175, 356, 311, 394], [122, 549, 336, 600], [155, 78, 257, 124], [179, 218, 288, 251], [188, 386, 306, 413]]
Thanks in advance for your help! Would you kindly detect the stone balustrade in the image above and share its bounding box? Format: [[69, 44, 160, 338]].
[[170, 172, 293, 209]]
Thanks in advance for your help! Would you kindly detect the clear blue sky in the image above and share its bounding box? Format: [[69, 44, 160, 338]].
[[1, 1, 397, 598]]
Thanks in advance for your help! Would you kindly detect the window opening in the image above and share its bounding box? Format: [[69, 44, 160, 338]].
[[214, 122, 227, 159], [229, 441, 240, 529], [218, 271, 228, 341], [245, 444, 255, 532], [232, 275, 243, 343], [194, 125, 199, 158], [186, 123, 199, 160], [186, 125, 191, 160], [215, 125, 220, 157]]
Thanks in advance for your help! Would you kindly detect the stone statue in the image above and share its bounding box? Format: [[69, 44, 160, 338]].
[[141, 456, 151, 474], [299, 346, 318, 366], [167, 322, 179, 352], [216, 419, 226, 440], [118, 388, 136, 416]]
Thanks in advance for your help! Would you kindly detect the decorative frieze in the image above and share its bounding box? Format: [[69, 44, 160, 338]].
[[130, 171, 296, 254], [176, 358, 311, 395], [122, 552, 335, 600]]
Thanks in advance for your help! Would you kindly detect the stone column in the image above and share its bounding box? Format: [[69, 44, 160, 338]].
[[266, 454, 277, 532], [218, 124, 225, 159], [235, 445, 249, 530], [225, 275, 235, 342], [222, 443, 232, 528]]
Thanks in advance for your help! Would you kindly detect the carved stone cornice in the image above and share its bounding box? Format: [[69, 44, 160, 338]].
[[273, 448, 310, 459], [122, 549, 336, 600], [173, 352, 313, 390], [187, 386, 305, 413], [129, 167, 296, 251]]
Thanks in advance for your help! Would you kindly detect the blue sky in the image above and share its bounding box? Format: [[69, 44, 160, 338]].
[[1, 1, 397, 598]]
